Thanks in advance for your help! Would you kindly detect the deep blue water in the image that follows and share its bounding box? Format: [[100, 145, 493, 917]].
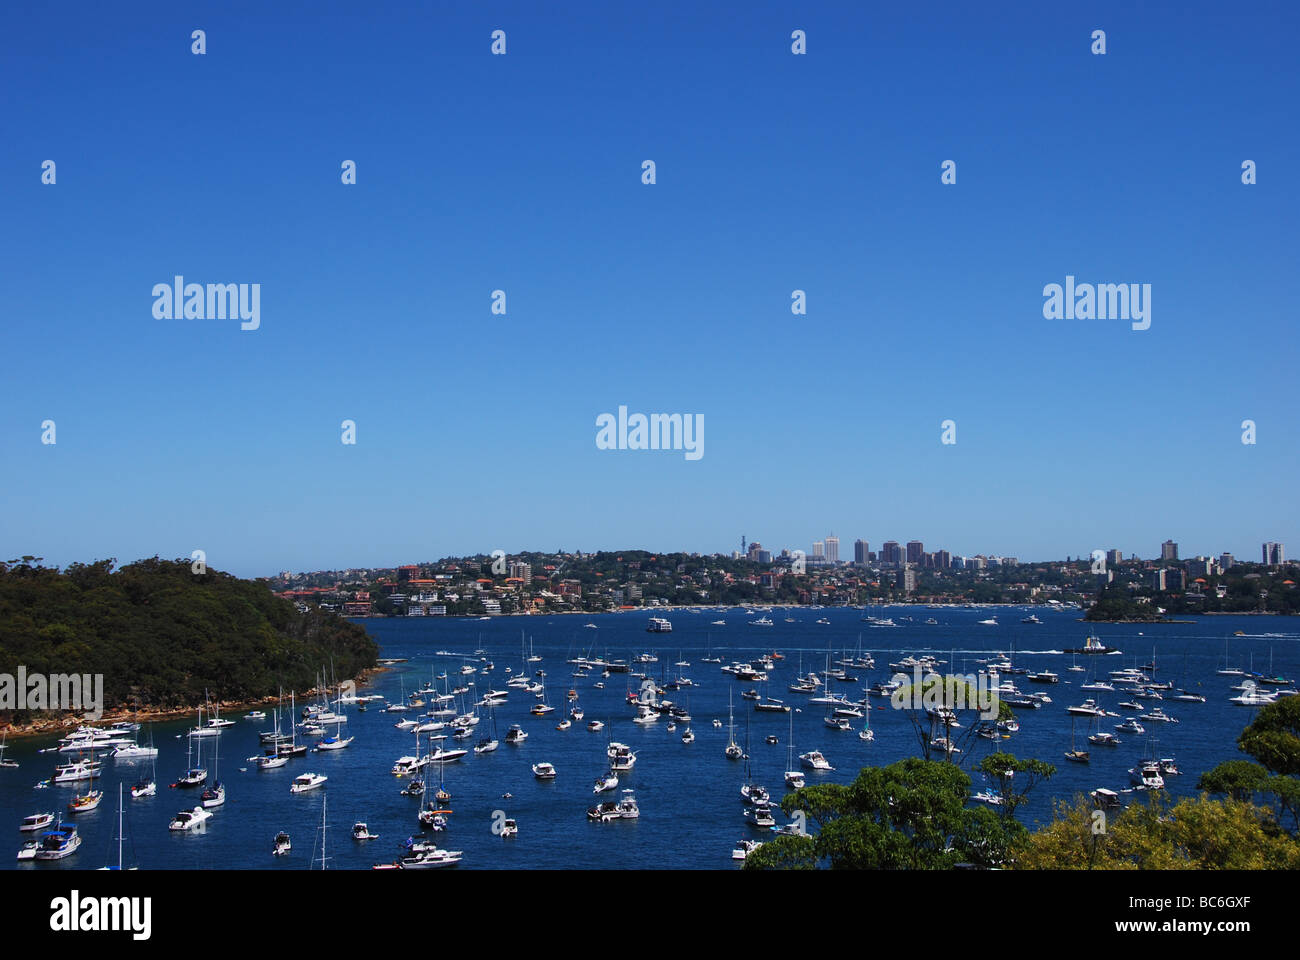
[[4, 606, 1297, 869]]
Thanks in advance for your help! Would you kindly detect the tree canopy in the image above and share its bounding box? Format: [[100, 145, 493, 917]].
[[0, 557, 378, 715]]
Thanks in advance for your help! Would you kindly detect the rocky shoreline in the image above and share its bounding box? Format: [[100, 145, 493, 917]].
[[0, 665, 386, 740]]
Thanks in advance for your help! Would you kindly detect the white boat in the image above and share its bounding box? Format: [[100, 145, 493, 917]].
[[53, 759, 103, 784], [273, 831, 291, 856], [1139, 708, 1179, 724], [971, 789, 1004, 805], [978, 617, 998, 626], [499, 818, 518, 838], [290, 772, 328, 793], [251, 752, 288, 770], [352, 822, 379, 841], [1115, 718, 1145, 734], [20, 812, 55, 832], [593, 772, 619, 793], [608, 742, 637, 771], [316, 732, 355, 751], [1129, 763, 1165, 790], [587, 789, 640, 821], [532, 762, 557, 780], [400, 847, 463, 869], [799, 750, 834, 771], [33, 823, 81, 859], [732, 838, 764, 861], [646, 617, 673, 633], [586, 720, 604, 732], [1067, 699, 1107, 717], [168, 806, 212, 831], [505, 724, 528, 745]]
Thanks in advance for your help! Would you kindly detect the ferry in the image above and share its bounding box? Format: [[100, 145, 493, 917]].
[[1065, 634, 1120, 655], [646, 617, 673, 633]]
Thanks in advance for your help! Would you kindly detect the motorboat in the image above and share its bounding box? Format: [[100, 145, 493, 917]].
[[681, 728, 695, 744], [799, 750, 834, 771], [1091, 788, 1121, 810], [646, 617, 673, 633], [352, 822, 379, 841], [53, 759, 103, 784], [587, 789, 640, 821], [289, 772, 328, 794], [168, 806, 212, 831], [1066, 699, 1106, 717], [732, 838, 764, 861], [505, 725, 528, 744], [532, 762, 557, 780], [1115, 718, 1145, 734], [33, 823, 82, 859], [1139, 707, 1178, 724], [1088, 731, 1121, 747], [499, 818, 518, 838], [586, 720, 604, 732], [400, 847, 462, 869], [273, 831, 291, 855], [594, 772, 619, 794], [743, 804, 776, 829], [1129, 763, 1165, 790], [608, 743, 637, 771], [20, 812, 55, 832]]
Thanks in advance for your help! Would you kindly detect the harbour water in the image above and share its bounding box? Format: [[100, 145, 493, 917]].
[[3, 606, 1295, 869]]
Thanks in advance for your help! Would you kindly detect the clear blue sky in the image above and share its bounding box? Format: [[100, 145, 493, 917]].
[[2, 1, 1297, 577]]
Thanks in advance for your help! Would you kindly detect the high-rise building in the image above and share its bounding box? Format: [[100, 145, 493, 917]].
[[1161, 540, 1179, 562], [1220, 552, 1235, 571], [1106, 549, 1123, 568], [881, 541, 902, 565], [812, 541, 825, 559], [1263, 542, 1285, 566], [824, 536, 839, 564], [747, 541, 763, 562], [853, 539, 869, 564], [934, 550, 951, 569], [897, 566, 917, 593], [508, 561, 532, 582], [906, 541, 924, 565], [1151, 569, 1167, 591]]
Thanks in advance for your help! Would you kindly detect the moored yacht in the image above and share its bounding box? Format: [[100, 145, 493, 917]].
[[289, 772, 327, 794], [168, 806, 212, 831]]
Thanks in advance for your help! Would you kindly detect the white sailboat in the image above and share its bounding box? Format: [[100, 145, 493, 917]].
[[724, 688, 743, 760]]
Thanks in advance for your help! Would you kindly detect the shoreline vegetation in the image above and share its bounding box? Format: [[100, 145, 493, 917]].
[[0, 557, 380, 737]]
